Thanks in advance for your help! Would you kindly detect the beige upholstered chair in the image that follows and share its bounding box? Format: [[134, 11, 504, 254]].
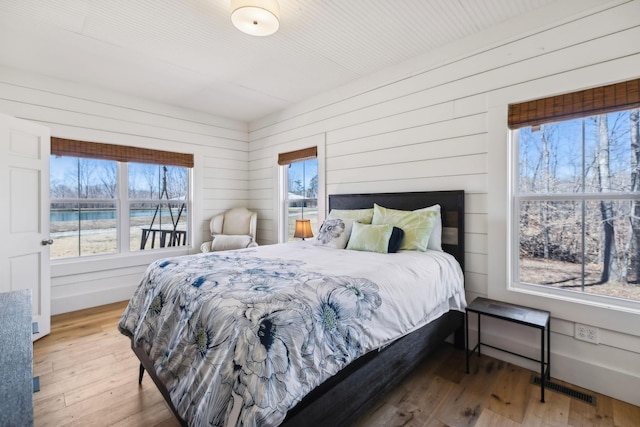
[[200, 207, 258, 252]]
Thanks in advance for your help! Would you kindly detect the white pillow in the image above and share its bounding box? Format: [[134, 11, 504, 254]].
[[314, 217, 354, 249], [416, 204, 442, 251], [211, 234, 252, 251]]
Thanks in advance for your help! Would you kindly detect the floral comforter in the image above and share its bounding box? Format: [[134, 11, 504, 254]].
[[118, 242, 465, 426]]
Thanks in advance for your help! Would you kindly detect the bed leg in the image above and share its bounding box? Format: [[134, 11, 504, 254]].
[[138, 363, 145, 384]]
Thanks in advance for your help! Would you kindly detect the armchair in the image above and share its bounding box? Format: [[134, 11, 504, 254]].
[[200, 207, 258, 252]]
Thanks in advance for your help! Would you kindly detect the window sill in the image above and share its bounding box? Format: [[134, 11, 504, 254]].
[[511, 282, 640, 315], [491, 282, 640, 337]]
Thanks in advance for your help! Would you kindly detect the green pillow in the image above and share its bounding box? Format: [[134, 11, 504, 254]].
[[346, 222, 393, 253], [328, 208, 374, 224], [371, 204, 438, 251]]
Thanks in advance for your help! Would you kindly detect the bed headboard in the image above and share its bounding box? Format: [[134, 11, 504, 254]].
[[328, 190, 465, 269]]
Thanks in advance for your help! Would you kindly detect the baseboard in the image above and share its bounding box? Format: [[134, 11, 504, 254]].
[[51, 284, 136, 315]]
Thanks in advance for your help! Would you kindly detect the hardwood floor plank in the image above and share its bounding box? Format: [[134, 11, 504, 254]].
[[398, 376, 457, 425], [612, 398, 640, 427], [352, 402, 401, 427], [109, 400, 175, 427], [62, 357, 143, 407], [35, 354, 119, 397], [422, 419, 449, 427], [34, 359, 53, 377], [521, 388, 571, 427], [432, 356, 507, 426], [486, 362, 532, 424], [33, 393, 65, 420], [36, 334, 125, 370], [568, 396, 615, 427], [68, 385, 167, 427], [475, 408, 521, 427], [33, 302, 640, 427]]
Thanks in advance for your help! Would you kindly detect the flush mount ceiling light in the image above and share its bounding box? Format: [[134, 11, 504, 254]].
[[231, 0, 280, 36]]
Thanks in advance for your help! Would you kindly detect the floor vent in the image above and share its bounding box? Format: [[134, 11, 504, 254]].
[[530, 376, 597, 406]]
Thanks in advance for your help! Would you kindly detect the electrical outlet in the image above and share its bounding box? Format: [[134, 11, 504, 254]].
[[575, 323, 599, 344]]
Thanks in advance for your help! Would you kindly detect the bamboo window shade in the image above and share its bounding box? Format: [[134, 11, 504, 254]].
[[277, 146, 317, 165], [51, 137, 194, 168], [508, 78, 640, 129]]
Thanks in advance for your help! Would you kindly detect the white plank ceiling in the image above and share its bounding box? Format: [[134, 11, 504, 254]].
[[0, 0, 558, 122]]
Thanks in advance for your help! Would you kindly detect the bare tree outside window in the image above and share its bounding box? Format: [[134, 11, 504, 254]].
[[516, 109, 640, 302], [629, 109, 640, 282]]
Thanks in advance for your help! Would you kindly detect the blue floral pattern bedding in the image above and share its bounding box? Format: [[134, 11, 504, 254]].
[[119, 243, 465, 426]]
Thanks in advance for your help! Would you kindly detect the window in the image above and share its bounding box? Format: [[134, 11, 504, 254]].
[[509, 79, 640, 305], [50, 138, 192, 260], [278, 147, 318, 242]]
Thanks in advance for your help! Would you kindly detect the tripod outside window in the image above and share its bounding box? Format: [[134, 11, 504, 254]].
[[139, 166, 187, 249]]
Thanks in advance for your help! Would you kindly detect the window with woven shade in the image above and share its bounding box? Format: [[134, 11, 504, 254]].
[[278, 146, 319, 242], [50, 138, 192, 259], [509, 78, 640, 306]]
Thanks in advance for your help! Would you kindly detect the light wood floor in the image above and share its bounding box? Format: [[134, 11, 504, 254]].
[[34, 301, 640, 427]]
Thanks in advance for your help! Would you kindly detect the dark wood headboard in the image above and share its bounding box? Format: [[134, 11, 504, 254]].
[[328, 190, 465, 269]]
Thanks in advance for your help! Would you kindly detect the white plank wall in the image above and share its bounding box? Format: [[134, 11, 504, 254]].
[[248, 0, 640, 406], [0, 0, 637, 408], [0, 65, 249, 314]]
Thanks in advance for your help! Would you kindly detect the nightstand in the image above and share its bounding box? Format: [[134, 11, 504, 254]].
[[465, 297, 551, 402]]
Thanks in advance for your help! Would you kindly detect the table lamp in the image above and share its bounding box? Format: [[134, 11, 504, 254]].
[[294, 219, 313, 240]]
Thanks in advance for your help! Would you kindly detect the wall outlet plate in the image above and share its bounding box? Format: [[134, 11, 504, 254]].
[[575, 323, 599, 344]]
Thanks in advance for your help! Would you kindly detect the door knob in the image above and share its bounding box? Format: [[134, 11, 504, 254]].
[[41, 239, 54, 245]]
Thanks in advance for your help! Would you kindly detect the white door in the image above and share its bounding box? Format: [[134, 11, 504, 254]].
[[0, 113, 51, 340]]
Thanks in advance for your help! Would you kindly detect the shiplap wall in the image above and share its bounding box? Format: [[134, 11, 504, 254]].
[[248, 0, 640, 406], [0, 66, 249, 314]]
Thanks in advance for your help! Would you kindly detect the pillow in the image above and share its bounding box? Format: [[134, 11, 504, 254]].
[[313, 217, 354, 249], [211, 234, 252, 251], [328, 208, 374, 224], [371, 204, 438, 251], [416, 204, 443, 251], [346, 222, 393, 253], [388, 227, 405, 253]]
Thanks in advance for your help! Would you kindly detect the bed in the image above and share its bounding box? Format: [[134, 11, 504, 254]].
[[119, 190, 466, 426]]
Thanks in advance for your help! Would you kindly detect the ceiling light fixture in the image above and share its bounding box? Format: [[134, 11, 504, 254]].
[[231, 0, 280, 37]]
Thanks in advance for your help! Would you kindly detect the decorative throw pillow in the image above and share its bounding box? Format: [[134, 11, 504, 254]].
[[416, 204, 443, 251], [328, 208, 374, 224], [211, 234, 252, 251], [346, 222, 393, 253], [313, 217, 354, 249], [388, 227, 405, 253], [371, 204, 438, 251]]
